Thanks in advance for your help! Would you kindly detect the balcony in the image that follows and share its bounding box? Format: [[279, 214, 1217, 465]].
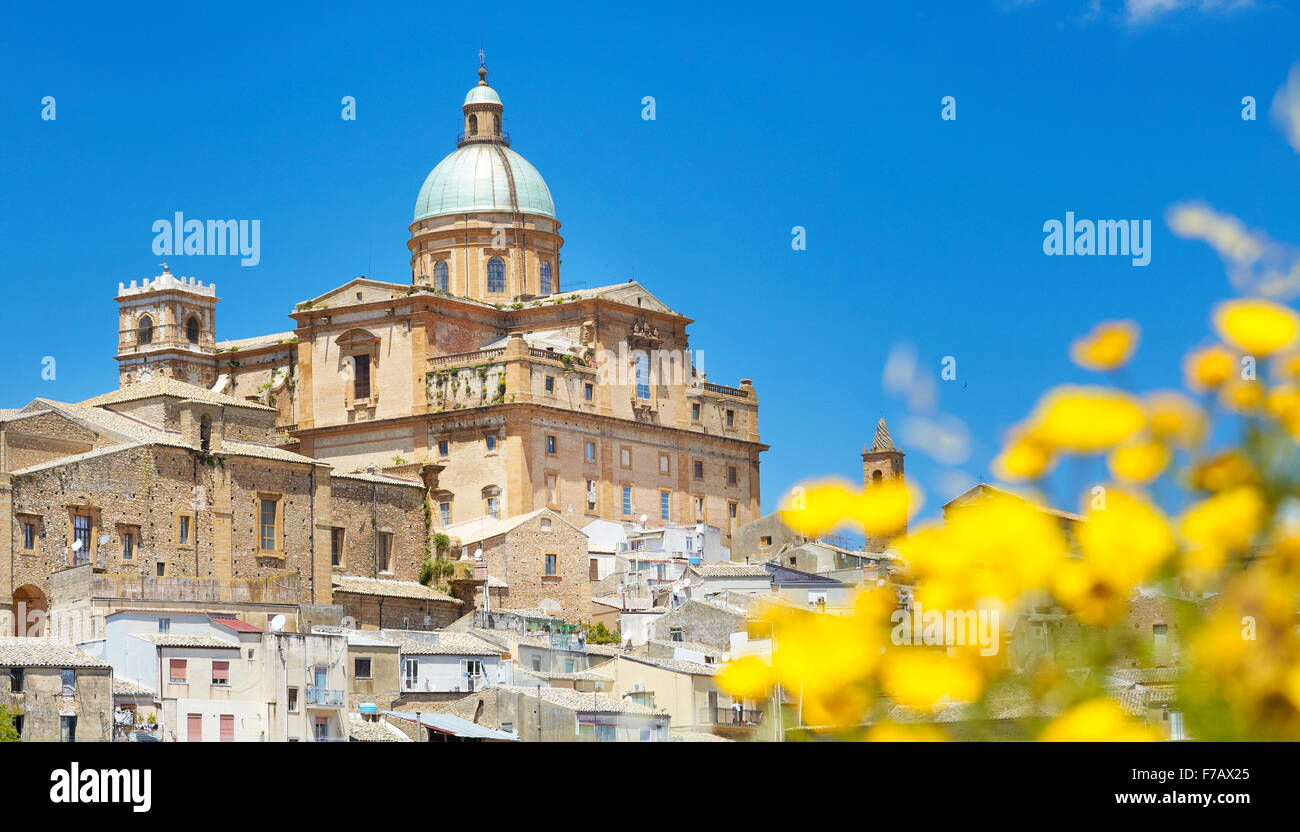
[[701, 707, 764, 726], [306, 686, 345, 707]]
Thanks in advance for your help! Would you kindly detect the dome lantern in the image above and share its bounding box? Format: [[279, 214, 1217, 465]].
[[460, 56, 507, 147]]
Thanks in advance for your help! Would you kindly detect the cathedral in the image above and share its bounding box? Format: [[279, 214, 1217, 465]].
[[0, 64, 767, 635], [110, 63, 766, 547]]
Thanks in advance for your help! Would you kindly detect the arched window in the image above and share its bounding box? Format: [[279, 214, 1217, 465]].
[[469, 114, 478, 136], [137, 315, 154, 345], [199, 415, 212, 452], [186, 315, 200, 344], [482, 485, 501, 519], [487, 257, 506, 294], [434, 260, 449, 292], [539, 261, 552, 295], [872, 470, 883, 485], [494, 114, 501, 135]]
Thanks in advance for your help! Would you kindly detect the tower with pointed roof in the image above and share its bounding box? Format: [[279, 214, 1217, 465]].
[[862, 417, 904, 552], [408, 59, 563, 301]]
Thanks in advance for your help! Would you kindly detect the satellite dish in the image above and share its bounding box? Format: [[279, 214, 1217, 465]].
[[474, 548, 483, 561], [268, 615, 286, 632], [639, 515, 648, 524]]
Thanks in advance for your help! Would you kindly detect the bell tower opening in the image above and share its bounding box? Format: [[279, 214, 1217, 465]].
[[114, 264, 220, 389]]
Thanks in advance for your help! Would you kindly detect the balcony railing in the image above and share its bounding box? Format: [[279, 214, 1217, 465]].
[[456, 131, 511, 146], [701, 707, 764, 726], [428, 347, 505, 369], [90, 572, 299, 604], [306, 686, 344, 707], [702, 382, 749, 398]]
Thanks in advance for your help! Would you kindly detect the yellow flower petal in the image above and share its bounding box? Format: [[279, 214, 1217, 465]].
[[1213, 298, 1300, 357], [1028, 386, 1145, 453], [1070, 320, 1140, 371]]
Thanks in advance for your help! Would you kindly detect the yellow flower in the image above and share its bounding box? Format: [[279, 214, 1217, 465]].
[[1039, 699, 1159, 742], [1188, 451, 1257, 492], [778, 479, 857, 536], [1070, 319, 1139, 371], [1028, 386, 1145, 453], [1107, 439, 1171, 484], [865, 722, 948, 742], [1213, 297, 1300, 357], [853, 479, 921, 537], [993, 431, 1055, 482], [1055, 491, 1173, 624], [1268, 384, 1300, 439], [1077, 490, 1174, 587], [881, 650, 983, 711], [1274, 350, 1300, 381], [1183, 344, 1236, 392], [1218, 379, 1265, 414], [1180, 487, 1265, 573], [718, 656, 773, 700], [1144, 390, 1207, 448], [940, 491, 1069, 600]]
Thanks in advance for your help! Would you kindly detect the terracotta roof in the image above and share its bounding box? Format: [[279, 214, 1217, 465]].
[[493, 684, 667, 716], [80, 377, 275, 411], [131, 634, 240, 649], [690, 562, 772, 578], [113, 677, 156, 696], [0, 637, 111, 668], [348, 716, 413, 742], [208, 616, 263, 633], [332, 470, 424, 488], [331, 575, 461, 604], [215, 332, 297, 351], [381, 630, 502, 656]]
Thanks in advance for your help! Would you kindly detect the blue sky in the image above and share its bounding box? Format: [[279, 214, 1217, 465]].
[[1, 0, 1297, 525]]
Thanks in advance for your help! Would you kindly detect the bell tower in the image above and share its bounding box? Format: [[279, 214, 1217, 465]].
[[114, 264, 219, 388], [862, 418, 905, 552]]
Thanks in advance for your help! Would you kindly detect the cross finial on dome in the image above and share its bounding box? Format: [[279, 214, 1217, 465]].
[[477, 50, 488, 85]]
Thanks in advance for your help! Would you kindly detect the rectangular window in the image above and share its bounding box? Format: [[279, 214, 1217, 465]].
[[330, 528, 344, 566], [187, 713, 202, 743], [287, 687, 299, 713], [220, 715, 235, 742], [635, 351, 651, 399], [378, 532, 393, 572], [485, 434, 497, 453], [354, 657, 372, 680], [353, 354, 371, 400], [486, 496, 500, 519], [545, 435, 556, 454], [544, 554, 557, 576], [313, 717, 330, 741], [9, 667, 23, 693], [585, 440, 596, 462], [439, 501, 452, 526], [72, 514, 91, 561], [670, 627, 684, 642], [402, 658, 418, 691], [437, 439, 449, 457], [544, 375, 555, 394], [584, 382, 593, 401], [726, 409, 735, 427], [22, 522, 34, 550], [620, 447, 632, 468], [156, 561, 166, 577], [545, 473, 558, 506], [729, 501, 738, 519], [691, 402, 701, 421], [693, 460, 704, 479], [60, 669, 76, 696], [122, 531, 134, 559], [728, 466, 738, 485], [178, 515, 191, 546], [660, 490, 671, 521], [158, 618, 170, 633], [622, 486, 633, 516], [586, 480, 597, 512], [211, 661, 230, 686], [1153, 623, 1169, 653], [589, 558, 600, 580], [464, 659, 484, 678], [259, 499, 278, 551], [170, 659, 187, 684], [659, 453, 670, 474], [61, 715, 77, 743], [694, 496, 705, 521]]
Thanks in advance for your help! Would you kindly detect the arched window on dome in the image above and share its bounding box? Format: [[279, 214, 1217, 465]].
[[186, 314, 200, 344], [434, 260, 449, 292], [469, 114, 478, 136], [539, 261, 552, 296], [494, 114, 501, 135], [137, 314, 154, 345], [487, 257, 506, 294]]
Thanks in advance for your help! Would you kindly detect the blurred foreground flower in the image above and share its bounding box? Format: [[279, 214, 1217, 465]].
[[1213, 297, 1300, 357], [1039, 700, 1159, 742], [1070, 320, 1139, 372]]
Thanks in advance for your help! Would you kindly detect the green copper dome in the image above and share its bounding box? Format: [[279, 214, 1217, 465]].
[[414, 142, 555, 221], [464, 85, 502, 106]]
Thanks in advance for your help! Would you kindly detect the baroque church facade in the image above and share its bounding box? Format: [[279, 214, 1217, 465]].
[[111, 64, 766, 549]]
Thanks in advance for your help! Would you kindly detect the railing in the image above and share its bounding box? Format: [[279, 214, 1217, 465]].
[[428, 348, 505, 369], [306, 686, 345, 707], [528, 348, 590, 367], [456, 131, 511, 146], [91, 573, 299, 604], [702, 382, 748, 398], [701, 707, 764, 726]]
